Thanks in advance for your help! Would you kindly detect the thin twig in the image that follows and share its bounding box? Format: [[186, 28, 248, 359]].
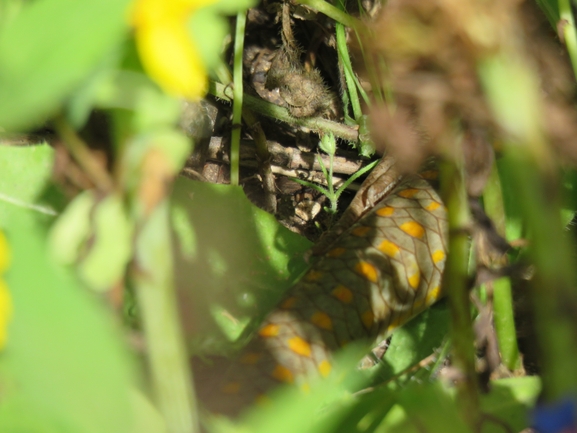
[[202, 136, 368, 175], [182, 163, 354, 190], [53, 115, 114, 192]]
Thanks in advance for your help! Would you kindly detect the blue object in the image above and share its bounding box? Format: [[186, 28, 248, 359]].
[[533, 397, 577, 433]]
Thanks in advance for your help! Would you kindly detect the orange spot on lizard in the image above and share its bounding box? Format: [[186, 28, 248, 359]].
[[376, 206, 395, 217], [398, 188, 419, 198], [361, 310, 375, 330], [311, 311, 333, 330], [326, 247, 346, 258], [351, 226, 371, 237], [400, 221, 425, 238], [378, 239, 400, 258], [318, 360, 332, 377], [288, 336, 312, 357], [259, 323, 280, 337], [355, 261, 378, 283], [332, 285, 353, 303], [272, 365, 294, 383]]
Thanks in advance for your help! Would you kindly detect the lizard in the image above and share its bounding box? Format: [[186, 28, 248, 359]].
[[193, 159, 448, 416]]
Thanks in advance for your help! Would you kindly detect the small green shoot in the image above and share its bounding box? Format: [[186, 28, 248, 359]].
[[292, 133, 379, 215]]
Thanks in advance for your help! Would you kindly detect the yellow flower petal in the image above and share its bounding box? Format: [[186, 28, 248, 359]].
[[131, 0, 217, 100], [0, 231, 11, 351], [136, 23, 207, 99], [0, 280, 12, 350], [0, 231, 9, 274]]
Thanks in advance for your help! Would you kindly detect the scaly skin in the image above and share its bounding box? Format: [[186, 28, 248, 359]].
[[194, 174, 448, 415]]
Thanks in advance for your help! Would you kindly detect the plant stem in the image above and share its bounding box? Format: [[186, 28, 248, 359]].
[[482, 166, 521, 371], [481, 48, 577, 400], [209, 81, 359, 143], [215, 62, 276, 211], [134, 202, 199, 433], [559, 0, 577, 82], [53, 115, 114, 192], [231, 10, 247, 186], [440, 159, 480, 427]]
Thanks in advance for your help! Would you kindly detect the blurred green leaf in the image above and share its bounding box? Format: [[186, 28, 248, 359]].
[[327, 385, 396, 433], [65, 53, 122, 128], [95, 70, 155, 111], [0, 0, 131, 131], [0, 144, 57, 223], [0, 216, 136, 433], [373, 300, 450, 383], [188, 0, 257, 74], [49, 191, 133, 291], [48, 190, 94, 265], [0, 0, 25, 29], [189, 10, 230, 73], [213, 0, 257, 14], [171, 178, 312, 351], [375, 376, 540, 433], [385, 382, 473, 433], [133, 201, 200, 433], [562, 168, 577, 225], [130, 390, 168, 433], [479, 377, 541, 433], [495, 156, 525, 242], [79, 193, 132, 291], [122, 129, 191, 198]]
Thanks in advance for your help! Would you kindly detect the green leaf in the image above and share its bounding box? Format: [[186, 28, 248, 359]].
[[122, 129, 192, 196], [0, 217, 136, 433], [49, 192, 133, 291], [170, 178, 312, 351], [65, 53, 122, 128], [561, 167, 577, 226], [373, 300, 450, 383], [374, 377, 541, 433], [479, 377, 541, 433], [189, 9, 230, 73], [189, 0, 257, 74], [0, 144, 58, 223], [213, 0, 257, 14], [394, 382, 472, 433], [319, 133, 336, 156], [130, 390, 168, 433], [48, 190, 95, 265], [80, 194, 133, 291], [0, 0, 131, 131], [495, 156, 525, 242]]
